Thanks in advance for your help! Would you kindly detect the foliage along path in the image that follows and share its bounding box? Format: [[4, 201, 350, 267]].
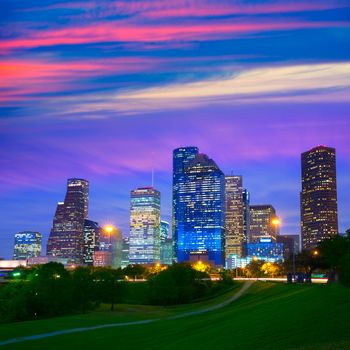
[[0, 281, 253, 347]]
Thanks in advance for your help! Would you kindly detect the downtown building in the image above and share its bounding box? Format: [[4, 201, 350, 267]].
[[13, 231, 42, 260], [249, 205, 279, 243], [160, 220, 173, 265], [225, 175, 246, 261], [301, 146, 338, 250], [129, 187, 161, 265], [47, 178, 89, 264], [94, 226, 123, 268], [83, 220, 101, 266], [173, 148, 225, 267]]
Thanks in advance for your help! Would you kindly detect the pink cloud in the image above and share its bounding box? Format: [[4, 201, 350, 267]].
[[1, 19, 348, 52], [0, 57, 160, 102], [38, 1, 349, 19]]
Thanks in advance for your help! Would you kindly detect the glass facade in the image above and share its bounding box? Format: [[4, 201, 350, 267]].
[[83, 219, 100, 266], [129, 187, 161, 265], [47, 178, 89, 264], [13, 231, 42, 260], [301, 146, 338, 250], [247, 238, 284, 261], [249, 205, 278, 242], [173, 150, 225, 266], [173, 146, 199, 260], [225, 175, 245, 260], [243, 189, 251, 243], [160, 220, 173, 265]]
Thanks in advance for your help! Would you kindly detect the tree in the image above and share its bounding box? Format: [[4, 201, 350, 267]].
[[261, 262, 281, 277], [71, 267, 95, 312], [244, 260, 265, 278], [92, 267, 124, 311], [148, 263, 209, 305], [123, 264, 148, 280], [318, 235, 350, 285]]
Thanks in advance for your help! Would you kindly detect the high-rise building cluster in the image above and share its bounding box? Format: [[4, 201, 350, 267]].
[[10, 145, 339, 269]]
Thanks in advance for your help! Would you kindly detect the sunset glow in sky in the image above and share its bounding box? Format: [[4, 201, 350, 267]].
[[1, 0, 350, 258]]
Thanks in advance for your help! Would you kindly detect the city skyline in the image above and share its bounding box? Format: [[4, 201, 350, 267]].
[[0, 144, 348, 260], [1, 1, 350, 259]]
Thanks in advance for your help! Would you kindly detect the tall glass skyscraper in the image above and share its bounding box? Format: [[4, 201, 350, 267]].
[[225, 175, 245, 260], [173, 147, 199, 255], [13, 231, 42, 260], [47, 178, 89, 264], [173, 149, 225, 266], [301, 146, 338, 250], [129, 187, 161, 265]]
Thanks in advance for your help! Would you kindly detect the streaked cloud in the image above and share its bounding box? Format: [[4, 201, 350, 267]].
[[2, 19, 348, 52], [69, 62, 350, 114]]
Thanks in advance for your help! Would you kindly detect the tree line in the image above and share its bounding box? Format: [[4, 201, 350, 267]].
[[0, 262, 234, 323]]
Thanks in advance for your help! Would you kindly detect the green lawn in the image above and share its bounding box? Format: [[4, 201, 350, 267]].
[[1, 282, 350, 350]]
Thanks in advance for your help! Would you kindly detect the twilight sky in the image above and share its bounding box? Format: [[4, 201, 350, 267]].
[[1, 0, 350, 259]]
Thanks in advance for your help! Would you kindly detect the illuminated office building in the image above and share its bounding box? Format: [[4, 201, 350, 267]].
[[301, 146, 338, 250], [121, 237, 130, 268], [173, 146, 199, 258], [160, 220, 170, 241], [129, 187, 161, 265], [249, 205, 279, 242], [47, 178, 89, 264], [225, 176, 245, 260], [247, 237, 284, 261], [174, 150, 225, 266], [243, 189, 251, 243], [160, 220, 173, 265], [13, 231, 42, 260], [83, 220, 100, 266]]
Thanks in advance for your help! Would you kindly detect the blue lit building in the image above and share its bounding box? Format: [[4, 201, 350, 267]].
[[247, 238, 284, 261], [129, 187, 161, 265], [173, 148, 225, 266], [160, 220, 173, 265], [13, 231, 42, 260], [160, 220, 170, 241]]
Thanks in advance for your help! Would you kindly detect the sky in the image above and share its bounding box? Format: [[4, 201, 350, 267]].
[[1, 0, 350, 259]]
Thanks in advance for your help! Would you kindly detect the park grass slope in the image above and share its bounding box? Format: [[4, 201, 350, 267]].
[[1, 282, 350, 350]]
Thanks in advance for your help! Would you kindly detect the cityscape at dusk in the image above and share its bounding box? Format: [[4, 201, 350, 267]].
[[1, 1, 350, 349], [1, 0, 350, 259]]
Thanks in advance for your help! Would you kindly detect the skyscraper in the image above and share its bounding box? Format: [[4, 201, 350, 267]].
[[160, 220, 173, 265], [160, 220, 170, 241], [301, 146, 338, 250], [243, 189, 251, 243], [13, 231, 42, 260], [173, 146, 199, 259], [83, 220, 100, 266], [249, 205, 279, 242], [174, 150, 225, 266], [47, 178, 89, 264], [225, 176, 245, 260], [129, 187, 161, 265]]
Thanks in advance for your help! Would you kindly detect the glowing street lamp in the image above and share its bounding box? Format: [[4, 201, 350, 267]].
[[104, 225, 115, 248], [271, 218, 281, 227]]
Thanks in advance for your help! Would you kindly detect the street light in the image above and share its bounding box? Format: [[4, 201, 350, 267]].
[[104, 225, 115, 247]]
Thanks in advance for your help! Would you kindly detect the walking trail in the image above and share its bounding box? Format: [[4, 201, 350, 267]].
[[0, 281, 253, 347]]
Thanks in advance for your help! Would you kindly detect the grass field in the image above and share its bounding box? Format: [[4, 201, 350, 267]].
[[1, 282, 350, 350]]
